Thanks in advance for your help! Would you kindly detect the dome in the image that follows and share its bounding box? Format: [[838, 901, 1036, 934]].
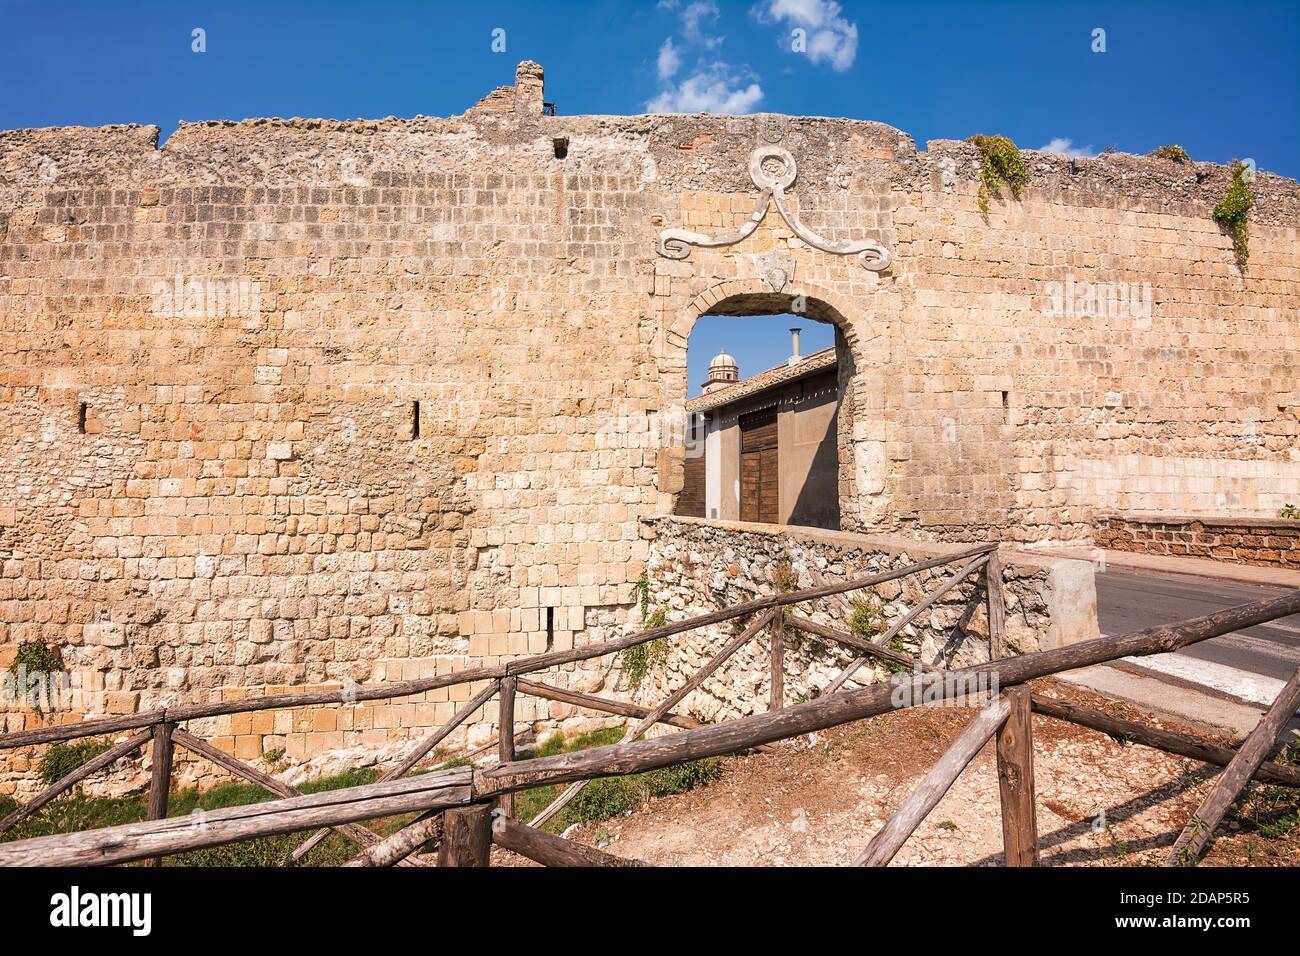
[[708, 349, 738, 372], [702, 349, 740, 393]]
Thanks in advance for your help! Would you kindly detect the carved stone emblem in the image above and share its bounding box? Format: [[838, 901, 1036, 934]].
[[656, 145, 892, 272], [756, 251, 795, 292]]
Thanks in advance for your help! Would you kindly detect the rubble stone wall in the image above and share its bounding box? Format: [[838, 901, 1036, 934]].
[[635, 517, 1097, 723]]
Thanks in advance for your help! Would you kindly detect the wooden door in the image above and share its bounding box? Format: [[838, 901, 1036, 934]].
[[740, 407, 779, 524]]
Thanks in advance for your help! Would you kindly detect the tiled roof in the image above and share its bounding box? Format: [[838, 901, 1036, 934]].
[[686, 347, 837, 413]]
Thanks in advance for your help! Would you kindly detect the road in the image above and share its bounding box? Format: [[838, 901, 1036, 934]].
[[1095, 568, 1300, 700]]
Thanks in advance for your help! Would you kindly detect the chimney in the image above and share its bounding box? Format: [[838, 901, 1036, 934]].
[[788, 328, 802, 366]]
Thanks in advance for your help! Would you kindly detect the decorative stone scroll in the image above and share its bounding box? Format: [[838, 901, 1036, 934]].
[[656, 145, 892, 272]]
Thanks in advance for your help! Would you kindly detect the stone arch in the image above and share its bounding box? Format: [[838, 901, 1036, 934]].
[[659, 277, 889, 532], [665, 278, 868, 356]]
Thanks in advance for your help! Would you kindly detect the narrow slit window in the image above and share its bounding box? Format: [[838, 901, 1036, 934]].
[[545, 607, 554, 651], [411, 400, 420, 439], [77, 402, 88, 434]]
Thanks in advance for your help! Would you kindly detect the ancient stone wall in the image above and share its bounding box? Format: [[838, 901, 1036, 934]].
[[1095, 513, 1300, 569], [1, 61, 1295, 770]]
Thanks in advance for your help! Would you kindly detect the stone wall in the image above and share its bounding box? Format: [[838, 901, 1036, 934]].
[[1095, 513, 1300, 569], [0, 60, 1295, 771], [634, 517, 1096, 723]]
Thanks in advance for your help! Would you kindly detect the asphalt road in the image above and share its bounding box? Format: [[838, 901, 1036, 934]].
[[1095, 568, 1300, 683]]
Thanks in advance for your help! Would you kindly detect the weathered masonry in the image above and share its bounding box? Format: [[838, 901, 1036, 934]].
[[1, 61, 1297, 764]]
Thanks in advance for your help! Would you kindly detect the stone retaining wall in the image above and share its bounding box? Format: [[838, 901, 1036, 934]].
[[633, 517, 1097, 723], [1095, 513, 1300, 569]]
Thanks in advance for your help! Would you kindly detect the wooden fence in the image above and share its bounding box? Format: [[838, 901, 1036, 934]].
[[1, 542, 1297, 869]]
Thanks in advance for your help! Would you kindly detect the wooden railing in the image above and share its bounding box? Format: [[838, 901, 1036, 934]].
[[1, 544, 1297, 869]]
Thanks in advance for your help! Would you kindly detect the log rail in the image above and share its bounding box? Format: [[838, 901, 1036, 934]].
[[1, 543, 1297, 869]]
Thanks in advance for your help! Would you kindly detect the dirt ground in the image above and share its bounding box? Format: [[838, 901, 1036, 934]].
[[492, 678, 1300, 867]]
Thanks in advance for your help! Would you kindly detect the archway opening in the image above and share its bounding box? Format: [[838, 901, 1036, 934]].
[[676, 298, 848, 531]]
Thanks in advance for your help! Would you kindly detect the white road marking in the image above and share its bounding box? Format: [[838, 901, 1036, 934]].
[[1121, 652, 1290, 709]]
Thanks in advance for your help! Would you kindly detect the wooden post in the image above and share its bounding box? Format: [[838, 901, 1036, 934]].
[[824, 552, 991, 695], [492, 815, 649, 867], [1166, 665, 1300, 866], [437, 803, 494, 867], [528, 608, 777, 828], [0, 728, 153, 834], [985, 549, 1005, 660], [498, 677, 517, 817], [856, 696, 1010, 866], [995, 686, 1038, 866], [1031, 694, 1300, 787], [145, 721, 175, 867], [770, 611, 784, 712]]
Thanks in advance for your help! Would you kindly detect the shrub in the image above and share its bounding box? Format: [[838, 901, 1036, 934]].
[[967, 135, 1029, 214], [1213, 160, 1254, 271], [566, 758, 723, 825], [644, 758, 722, 796], [7, 639, 65, 716], [38, 740, 112, 785], [850, 598, 909, 675], [622, 630, 667, 691], [1150, 144, 1191, 163]]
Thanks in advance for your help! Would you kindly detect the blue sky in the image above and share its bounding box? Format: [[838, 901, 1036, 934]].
[[689, 315, 834, 395], [3, 0, 1295, 388]]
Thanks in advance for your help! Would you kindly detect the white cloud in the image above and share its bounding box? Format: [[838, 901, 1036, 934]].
[[1038, 137, 1098, 158], [657, 38, 681, 81], [681, 0, 725, 49], [756, 0, 858, 71], [646, 63, 764, 114], [648, 1, 758, 113]]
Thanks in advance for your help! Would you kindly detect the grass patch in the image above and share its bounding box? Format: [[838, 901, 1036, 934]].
[[1, 725, 728, 863], [0, 766, 405, 866], [1225, 744, 1300, 841], [512, 726, 722, 833], [39, 739, 113, 785]]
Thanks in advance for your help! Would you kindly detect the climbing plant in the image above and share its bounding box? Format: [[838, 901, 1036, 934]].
[[7, 639, 64, 715], [634, 570, 650, 620], [1150, 145, 1191, 163], [1282, 504, 1299, 519], [1213, 160, 1254, 272], [850, 597, 909, 675], [623, 572, 668, 690], [967, 135, 1029, 214]]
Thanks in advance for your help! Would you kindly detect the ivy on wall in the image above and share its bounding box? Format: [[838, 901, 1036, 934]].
[[967, 135, 1029, 214], [7, 639, 64, 716], [623, 571, 667, 690], [1213, 160, 1254, 272]]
